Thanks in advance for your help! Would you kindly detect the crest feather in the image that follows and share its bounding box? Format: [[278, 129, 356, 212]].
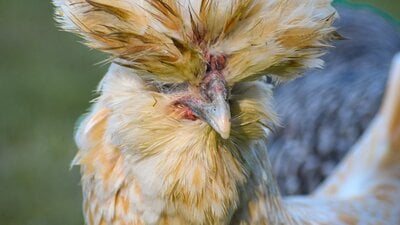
[[54, 0, 339, 84]]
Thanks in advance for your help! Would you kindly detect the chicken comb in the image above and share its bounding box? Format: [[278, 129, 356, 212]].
[[54, 0, 340, 85]]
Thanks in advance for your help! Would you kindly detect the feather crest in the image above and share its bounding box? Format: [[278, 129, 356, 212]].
[[54, 0, 339, 84]]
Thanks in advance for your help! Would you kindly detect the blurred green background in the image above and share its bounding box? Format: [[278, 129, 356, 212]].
[[0, 1, 398, 225]]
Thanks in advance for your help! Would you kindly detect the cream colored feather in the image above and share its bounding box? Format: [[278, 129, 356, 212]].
[[54, 0, 338, 85]]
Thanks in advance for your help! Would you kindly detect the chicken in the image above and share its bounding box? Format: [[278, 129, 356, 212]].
[[285, 55, 400, 224], [54, 0, 400, 224]]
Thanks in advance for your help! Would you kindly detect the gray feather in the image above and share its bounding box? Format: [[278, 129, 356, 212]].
[[268, 5, 400, 195]]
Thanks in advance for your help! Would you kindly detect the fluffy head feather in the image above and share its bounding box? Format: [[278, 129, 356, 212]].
[[54, 0, 339, 85]]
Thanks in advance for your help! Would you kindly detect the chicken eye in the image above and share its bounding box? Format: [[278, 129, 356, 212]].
[[153, 82, 189, 94], [173, 102, 198, 121]]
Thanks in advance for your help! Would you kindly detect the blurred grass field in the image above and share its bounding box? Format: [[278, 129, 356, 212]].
[[0, 1, 398, 225]]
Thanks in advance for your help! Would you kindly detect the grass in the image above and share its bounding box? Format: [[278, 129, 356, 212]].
[[0, 1, 104, 224], [0, 1, 398, 224]]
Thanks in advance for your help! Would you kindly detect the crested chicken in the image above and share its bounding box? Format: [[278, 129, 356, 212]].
[[54, 0, 400, 224]]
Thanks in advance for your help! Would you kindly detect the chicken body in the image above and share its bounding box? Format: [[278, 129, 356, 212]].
[[54, 0, 400, 224], [287, 55, 400, 224]]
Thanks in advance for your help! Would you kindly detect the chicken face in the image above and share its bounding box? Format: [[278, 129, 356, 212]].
[[157, 55, 231, 139]]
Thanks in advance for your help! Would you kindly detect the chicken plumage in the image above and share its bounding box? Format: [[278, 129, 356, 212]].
[[54, 0, 400, 224], [269, 6, 400, 195]]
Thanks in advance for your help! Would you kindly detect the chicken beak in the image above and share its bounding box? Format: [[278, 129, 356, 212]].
[[205, 96, 231, 139]]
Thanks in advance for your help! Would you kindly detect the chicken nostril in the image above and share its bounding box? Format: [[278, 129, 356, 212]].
[[206, 62, 212, 72], [215, 55, 226, 71]]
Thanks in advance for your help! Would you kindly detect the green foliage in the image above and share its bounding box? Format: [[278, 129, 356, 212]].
[[0, 1, 398, 225]]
